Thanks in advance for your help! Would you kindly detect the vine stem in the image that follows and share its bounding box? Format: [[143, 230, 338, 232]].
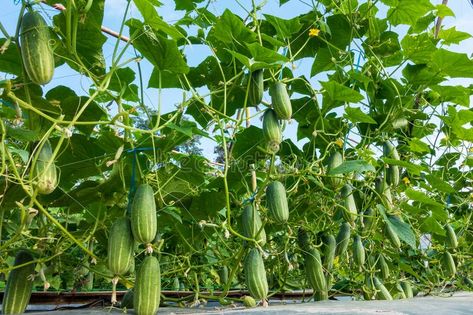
[[434, 0, 449, 39], [32, 198, 97, 259], [43, 0, 130, 42]]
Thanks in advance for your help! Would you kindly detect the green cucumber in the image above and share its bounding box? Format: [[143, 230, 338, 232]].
[[269, 82, 292, 120], [352, 235, 365, 269], [131, 184, 157, 253], [248, 70, 264, 106], [134, 256, 161, 315], [108, 217, 134, 276], [2, 250, 36, 315], [335, 222, 351, 257], [20, 11, 55, 85], [244, 248, 269, 301], [374, 276, 393, 300], [266, 181, 289, 224], [33, 140, 58, 195], [304, 248, 326, 294], [326, 151, 343, 188], [340, 184, 357, 224], [242, 204, 267, 246], [383, 141, 400, 187], [445, 224, 458, 249], [400, 280, 413, 298], [443, 251, 456, 277], [322, 233, 336, 271], [262, 108, 282, 154]]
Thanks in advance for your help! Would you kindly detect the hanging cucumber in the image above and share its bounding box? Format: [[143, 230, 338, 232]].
[[269, 82, 292, 120], [131, 184, 157, 253], [242, 204, 267, 246], [266, 181, 289, 223], [20, 11, 55, 85], [326, 151, 343, 189], [2, 250, 36, 315], [322, 233, 336, 271], [304, 248, 327, 295], [335, 222, 351, 258], [262, 109, 282, 154], [33, 140, 58, 195], [244, 248, 269, 301], [134, 256, 161, 315], [248, 69, 264, 106], [445, 224, 458, 249], [340, 184, 357, 224], [383, 141, 400, 187]]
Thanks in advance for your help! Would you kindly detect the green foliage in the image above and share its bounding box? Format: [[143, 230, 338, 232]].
[[0, 0, 472, 306]]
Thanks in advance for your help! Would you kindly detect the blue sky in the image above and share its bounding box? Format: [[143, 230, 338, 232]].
[[1, 1, 473, 158]]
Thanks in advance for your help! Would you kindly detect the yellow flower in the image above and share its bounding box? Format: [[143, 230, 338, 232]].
[[335, 138, 344, 148], [309, 28, 320, 37], [402, 177, 410, 185]]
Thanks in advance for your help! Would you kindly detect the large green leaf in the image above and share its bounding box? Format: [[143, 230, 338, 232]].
[[425, 174, 455, 193], [127, 19, 189, 74], [386, 0, 434, 26], [405, 188, 444, 209], [263, 14, 302, 39], [232, 126, 265, 163], [227, 43, 288, 71], [0, 39, 22, 76], [321, 81, 364, 103], [439, 27, 471, 45], [212, 9, 256, 45], [401, 33, 437, 64], [133, 0, 184, 39], [53, 0, 107, 75], [344, 107, 377, 124], [328, 160, 375, 175], [174, 0, 204, 11], [377, 204, 416, 249], [429, 49, 473, 78]]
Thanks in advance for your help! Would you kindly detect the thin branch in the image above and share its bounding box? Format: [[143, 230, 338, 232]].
[[41, 0, 130, 42], [434, 0, 449, 39]]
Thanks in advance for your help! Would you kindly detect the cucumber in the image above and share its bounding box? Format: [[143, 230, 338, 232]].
[[443, 251, 456, 277], [322, 233, 336, 271], [242, 204, 266, 246], [131, 184, 157, 253], [445, 224, 458, 249], [262, 108, 282, 154], [383, 141, 400, 187], [248, 69, 264, 106], [378, 254, 390, 280], [2, 250, 36, 315], [400, 280, 413, 298], [108, 217, 134, 276], [304, 248, 326, 293], [384, 221, 401, 249], [134, 256, 161, 315], [340, 184, 357, 224], [335, 222, 351, 257], [326, 151, 343, 188], [20, 11, 55, 85], [266, 181, 289, 224], [374, 276, 393, 300], [33, 140, 58, 195], [352, 235, 365, 269], [244, 248, 269, 301], [121, 290, 134, 309], [269, 81, 292, 120]]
